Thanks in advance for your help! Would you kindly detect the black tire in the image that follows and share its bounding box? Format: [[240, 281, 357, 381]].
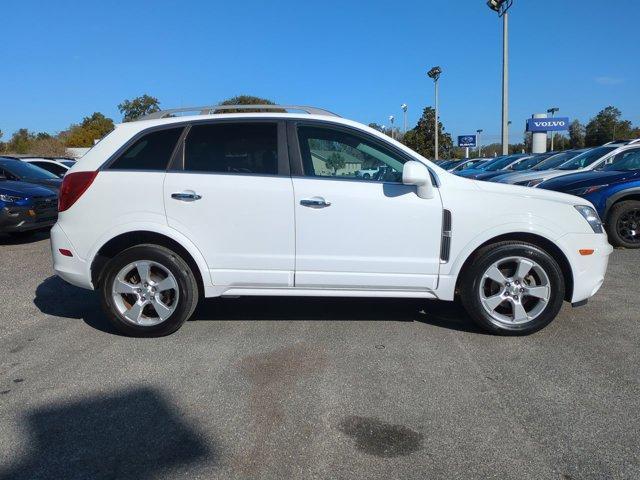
[[8, 230, 37, 239], [606, 200, 640, 249], [363, 173, 371, 179], [459, 241, 565, 335], [99, 244, 199, 337]]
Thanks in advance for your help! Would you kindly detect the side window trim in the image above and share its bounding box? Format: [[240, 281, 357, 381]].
[[168, 119, 290, 177]]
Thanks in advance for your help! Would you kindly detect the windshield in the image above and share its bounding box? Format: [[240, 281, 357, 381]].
[[0, 160, 59, 180], [557, 146, 617, 170], [532, 151, 579, 171], [511, 156, 543, 171], [599, 149, 640, 171], [484, 155, 526, 171]]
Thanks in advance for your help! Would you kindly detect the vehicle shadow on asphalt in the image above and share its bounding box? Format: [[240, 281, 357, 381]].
[[0, 387, 214, 480], [0, 230, 50, 245], [34, 276, 483, 335]]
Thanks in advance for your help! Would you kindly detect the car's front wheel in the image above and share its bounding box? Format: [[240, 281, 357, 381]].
[[460, 241, 565, 335], [100, 244, 199, 337], [606, 200, 640, 248]]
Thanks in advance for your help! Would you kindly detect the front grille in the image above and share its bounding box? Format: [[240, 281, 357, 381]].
[[440, 209, 452, 262], [32, 196, 58, 217]]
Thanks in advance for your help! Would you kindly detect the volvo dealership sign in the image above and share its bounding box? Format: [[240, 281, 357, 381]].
[[526, 117, 570, 132], [458, 135, 477, 147]]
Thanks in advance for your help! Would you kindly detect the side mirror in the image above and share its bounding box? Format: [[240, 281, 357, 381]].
[[402, 160, 434, 199]]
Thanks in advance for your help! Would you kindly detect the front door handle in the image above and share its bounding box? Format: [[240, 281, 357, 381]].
[[171, 190, 202, 202], [300, 197, 331, 208]]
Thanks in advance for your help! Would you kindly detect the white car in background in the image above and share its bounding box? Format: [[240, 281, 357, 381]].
[[22, 157, 76, 178], [501, 141, 639, 187], [50, 104, 612, 337]]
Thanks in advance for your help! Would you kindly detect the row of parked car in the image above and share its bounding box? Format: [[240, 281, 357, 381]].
[[0, 156, 75, 237], [436, 139, 640, 248]]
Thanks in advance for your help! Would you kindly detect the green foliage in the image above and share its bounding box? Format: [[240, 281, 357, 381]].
[[568, 120, 585, 148], [585, 106, 637, 146], [325, 152, 346, 175], [6, 129, 35, 154], [402, 107, 454, 159], [216, 95, 281, 113], [62, 112, 115, 148], [118, 94, 161, 122]]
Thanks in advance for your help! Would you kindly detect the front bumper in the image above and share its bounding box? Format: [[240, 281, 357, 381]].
[[557, 232, 613, 303], [50, 223, 94, 290], [0, 204, 57, 233]]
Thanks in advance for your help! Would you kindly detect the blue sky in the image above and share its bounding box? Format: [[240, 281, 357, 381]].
[[1, 0, 638, 144]]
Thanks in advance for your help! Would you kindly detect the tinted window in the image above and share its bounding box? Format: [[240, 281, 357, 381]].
[[110, 128, 183, 170], [297, 126, 405, 182], [532, 151, 580, 170], [32, 161, 67, 176], [511, 156, 542, 171], [184, 123, 278, 175]]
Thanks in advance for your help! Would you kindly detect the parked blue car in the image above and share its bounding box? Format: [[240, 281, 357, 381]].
[[454, 154, 526, 179], [538, 147, 640, 248], [0, 180, 58, 236]]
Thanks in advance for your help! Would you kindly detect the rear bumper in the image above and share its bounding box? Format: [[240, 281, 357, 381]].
[[50, 223, 94, 290], [0, 205, 57, 232], [557, 232, 613, 303]]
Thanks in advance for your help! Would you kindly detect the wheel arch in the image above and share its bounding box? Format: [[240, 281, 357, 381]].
[[604, 188, 640, 219], [454, 232, 574, 302], [90, 230, 207, 296]]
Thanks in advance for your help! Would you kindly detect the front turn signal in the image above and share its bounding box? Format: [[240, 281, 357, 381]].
[[579, 249, 594, 256]]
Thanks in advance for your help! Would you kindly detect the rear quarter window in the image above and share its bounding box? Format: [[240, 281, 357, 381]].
[[109, 128, 183, 170]]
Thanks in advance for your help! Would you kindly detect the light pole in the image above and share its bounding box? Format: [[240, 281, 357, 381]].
[[427, 66, 442, 160], [547, 107, 559, 150], [400, 104, 408, 133], [487, 0, 513, 155], [389, 115, 395, 140], [477, 129, 484, 157]]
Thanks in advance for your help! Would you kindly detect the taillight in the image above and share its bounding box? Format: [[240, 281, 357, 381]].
[[58, 171, 98, 212]]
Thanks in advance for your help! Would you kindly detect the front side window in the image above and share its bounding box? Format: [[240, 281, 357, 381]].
[[184, 123, 278, 175], [297, 125, 405, 182], [109, 128, 183, 170]]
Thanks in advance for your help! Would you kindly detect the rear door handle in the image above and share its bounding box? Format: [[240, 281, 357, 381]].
[[300, 197, 331, 208], [171, 190, 202, 202]]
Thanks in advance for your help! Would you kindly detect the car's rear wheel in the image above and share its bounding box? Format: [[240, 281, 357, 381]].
[[460, 241, 565, 335], [606, 200, 640, 248], [100, 244, 199, 337]]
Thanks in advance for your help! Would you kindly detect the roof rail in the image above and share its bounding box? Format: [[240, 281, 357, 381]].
[[140, 104, 340, 121], [627, 139, 640, 145]]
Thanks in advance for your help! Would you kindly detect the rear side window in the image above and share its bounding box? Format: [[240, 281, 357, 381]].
[[184, 123, 278, 175], [109, 128, 183, 170]]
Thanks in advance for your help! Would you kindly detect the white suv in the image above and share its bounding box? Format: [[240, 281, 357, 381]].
[[51, 105, 613, 336]]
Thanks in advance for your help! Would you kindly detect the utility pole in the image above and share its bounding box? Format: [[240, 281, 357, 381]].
[[427, 66, 442, 160], [401, 104, 408, 133], [547, 107, 559, 150], [477, 129, 484, 157], [487, 0, 513, 155], [389, 115, 395, 140]]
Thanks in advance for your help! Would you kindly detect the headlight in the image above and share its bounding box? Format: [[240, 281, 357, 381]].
[[574, 205, 604, 233], [0, 194, 24, 203], [567, 184, 609, 196]]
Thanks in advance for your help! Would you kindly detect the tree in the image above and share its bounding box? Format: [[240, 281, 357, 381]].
[[6, 129, 35, 154], [118, 94, 161, 122], [325, 152, 345, 175], [402, 107, 454, 159], [568, 120, 585, 148], [585, 106, 634, 146], [216, 95, 280, 113], [62, 112, 115, 147]]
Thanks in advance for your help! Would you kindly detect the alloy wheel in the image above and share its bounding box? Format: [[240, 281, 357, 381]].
[[617, 208, 640, 244], [111, 260, 179, 326], [478, 256, 551, 327]]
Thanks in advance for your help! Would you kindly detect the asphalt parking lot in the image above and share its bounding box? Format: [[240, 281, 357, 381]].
[[0, 233, 638, 480]]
